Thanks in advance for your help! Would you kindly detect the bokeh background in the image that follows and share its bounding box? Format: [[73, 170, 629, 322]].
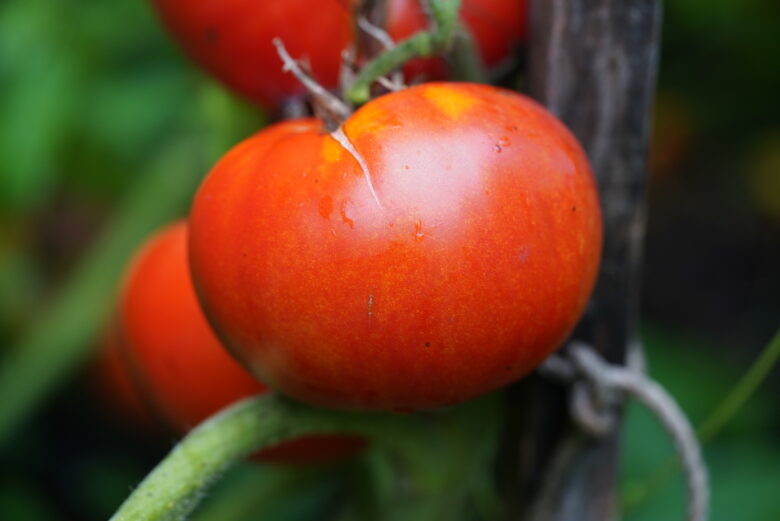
[[0, 0, 778, 519]]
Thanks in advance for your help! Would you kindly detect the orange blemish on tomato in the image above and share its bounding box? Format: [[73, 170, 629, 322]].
[[422, 84, 477, 119], [318, 196, 333, 220]]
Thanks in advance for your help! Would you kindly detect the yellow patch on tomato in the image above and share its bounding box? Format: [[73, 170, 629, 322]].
[[422, 85, 476, 119], [346, 103, 401, 137], [321, 136, 344, 163]]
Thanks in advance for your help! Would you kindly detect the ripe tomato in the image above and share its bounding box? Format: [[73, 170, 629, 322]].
[[149, 0, 525, 108], [150, 0, 353, 109], [189, 83, 602, 411], [117, 221, 364, 462]]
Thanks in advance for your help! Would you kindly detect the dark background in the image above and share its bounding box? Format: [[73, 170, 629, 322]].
[[0, 0, 778, 519]]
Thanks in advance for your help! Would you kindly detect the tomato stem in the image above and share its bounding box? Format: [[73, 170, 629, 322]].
[[449, 23, 488, 83], [109, 393, 501, 521], [344, 0, 463, 105], [273, 38, 351, 130]]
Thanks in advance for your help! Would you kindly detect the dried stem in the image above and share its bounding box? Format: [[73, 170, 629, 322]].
[[109, 393, 502, 521], [273, 38, 350, 130]]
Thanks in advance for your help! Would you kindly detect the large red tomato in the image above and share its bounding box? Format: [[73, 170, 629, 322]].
[[149, 0, 526, 108], [189, 83, 602, 411], [117, 221, 363, 463]]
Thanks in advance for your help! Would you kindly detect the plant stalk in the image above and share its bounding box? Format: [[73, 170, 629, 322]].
[[110, 393, 501, 521], [345, 0, 463, 105]]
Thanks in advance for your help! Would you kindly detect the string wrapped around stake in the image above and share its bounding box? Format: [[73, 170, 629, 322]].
[[540, 342, 709, 521]]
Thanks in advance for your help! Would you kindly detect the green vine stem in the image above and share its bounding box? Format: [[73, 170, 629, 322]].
[[345, 0, 463, 105], [110, 393, 501, 521], [624, 326, 780, 509], [448, 23, 488, 83], [192, 464, 346, 521], [696, 327, 780, 442]]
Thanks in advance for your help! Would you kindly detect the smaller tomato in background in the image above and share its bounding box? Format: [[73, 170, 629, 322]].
[[149, 0, 526, 109], [106, 221, 363, 463]]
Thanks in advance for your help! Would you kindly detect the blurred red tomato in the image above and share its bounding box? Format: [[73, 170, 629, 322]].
[[150, 0, 526, 108], [116, 221, 363, 462], [150, 0, 353, 109]]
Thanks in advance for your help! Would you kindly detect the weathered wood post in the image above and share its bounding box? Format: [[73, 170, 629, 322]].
[[501, 1, 663, 519]]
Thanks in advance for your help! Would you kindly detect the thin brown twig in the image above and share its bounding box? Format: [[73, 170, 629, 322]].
[[272, 38, 350, 129]]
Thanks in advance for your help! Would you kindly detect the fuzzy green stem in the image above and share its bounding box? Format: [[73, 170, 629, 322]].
[[109, 395, 395, 521], [191, 465, 341, 521], [110, 393, 499, 521], [341, 394, 502, 521], [345, 0, 462, 105], [449, 23, 488, 83], [624, 326, 780, 509]]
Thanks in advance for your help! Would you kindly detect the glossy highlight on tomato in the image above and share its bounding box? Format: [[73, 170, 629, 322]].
[[117, 221, 364, 463], [149, 0, 526, 108], [189, 82, 602, 411]]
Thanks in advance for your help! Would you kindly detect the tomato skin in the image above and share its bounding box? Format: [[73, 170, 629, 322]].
[[189, 83, 602, 411], [149, 0, 525, 108], [118, 221, 364, 462], [150, 0, 353, 108]]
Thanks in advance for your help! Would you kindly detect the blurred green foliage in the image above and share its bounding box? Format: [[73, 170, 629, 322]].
[[623, 325, 780, 521], [0, 0, 777, 519], [0, 0, 265, 442]]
